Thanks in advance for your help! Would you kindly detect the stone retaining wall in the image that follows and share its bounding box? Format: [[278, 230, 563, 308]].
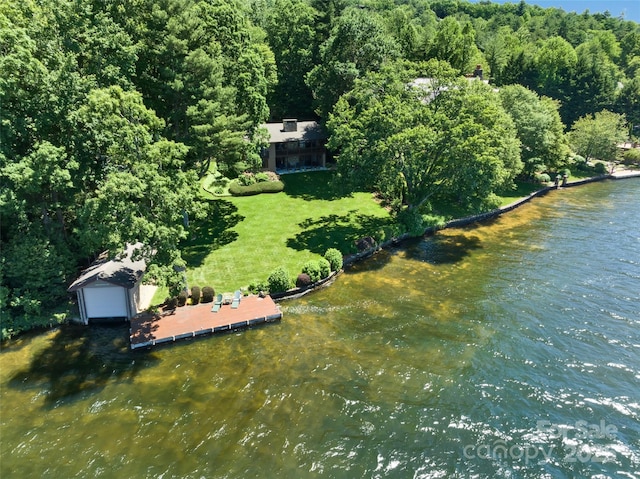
[[343, 174, 638, 270], [271, 270, 340, 302], [276, 173, 638, 298]]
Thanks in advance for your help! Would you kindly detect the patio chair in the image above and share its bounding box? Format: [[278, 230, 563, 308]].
[[211, 293, 223, 312], [231, 290, 242, 309]]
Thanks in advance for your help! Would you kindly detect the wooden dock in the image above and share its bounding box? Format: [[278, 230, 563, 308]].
[[129, 295, 282, 349]]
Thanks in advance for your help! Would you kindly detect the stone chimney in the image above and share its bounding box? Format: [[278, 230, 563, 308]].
[[473, 64, 483, 80], [283, 119, 298, 132]]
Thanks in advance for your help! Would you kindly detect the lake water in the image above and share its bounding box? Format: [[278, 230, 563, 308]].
[[1, 179, 639, 478]]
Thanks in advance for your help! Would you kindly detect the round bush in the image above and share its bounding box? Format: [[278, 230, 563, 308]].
[[296, 273, 312, 288], [237, 172, 256, 186], [201, 286, 215, 303], [255, 172, 270, 182], [594, 162, 608, 174], [623, 149, 640, 165], [324, 248, 343, 271], [248, 280, 269, 294], [165, 296, 178, 309], [177, 290, 188, 307], [572, 155, 588, 171], [190, 285, 201, 305], [535, 173, 551, 183], [268, 267, 292, 293], [318, 258, 331, 279], [302, 260, 322, 283]]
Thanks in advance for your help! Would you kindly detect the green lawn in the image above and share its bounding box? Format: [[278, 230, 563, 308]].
[[496, 181, 545, 206], [152, 172, 550, 303], [169, 171, 393, 298]]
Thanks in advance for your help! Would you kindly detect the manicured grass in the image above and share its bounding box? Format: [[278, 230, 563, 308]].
[[427, 181, 546, 219], [173, 171, 393, 297], [152, 173, 550, 303], [496, 181, 545, 207]]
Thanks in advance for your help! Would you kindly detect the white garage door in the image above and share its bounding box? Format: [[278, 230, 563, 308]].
[[83, 286, 128, 319]]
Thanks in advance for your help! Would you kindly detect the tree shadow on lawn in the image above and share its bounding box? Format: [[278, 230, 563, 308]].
[[6, 323, 158, 408], [287, 210, 394, 256], [282, 170, 354, 201], [181, 199, 244, 267]]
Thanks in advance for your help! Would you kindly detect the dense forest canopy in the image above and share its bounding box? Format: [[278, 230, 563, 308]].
[[1, 0, 638, 337]]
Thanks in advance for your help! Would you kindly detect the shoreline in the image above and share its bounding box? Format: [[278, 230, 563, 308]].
[[2, 172, 638, 339], [276, 171, 640, 301]]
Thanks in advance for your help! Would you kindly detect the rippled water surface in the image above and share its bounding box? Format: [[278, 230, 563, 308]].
[[1, 180, 639, 478]]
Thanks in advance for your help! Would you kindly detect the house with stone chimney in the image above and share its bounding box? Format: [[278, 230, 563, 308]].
[[260, 119, 328, 173]]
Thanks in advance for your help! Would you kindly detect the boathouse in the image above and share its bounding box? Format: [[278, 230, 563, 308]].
[[68, 243, 146, 324]]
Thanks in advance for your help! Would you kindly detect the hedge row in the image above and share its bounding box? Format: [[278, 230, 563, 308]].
[[229, 180, 285, 196], [165, 285, 216, 309]]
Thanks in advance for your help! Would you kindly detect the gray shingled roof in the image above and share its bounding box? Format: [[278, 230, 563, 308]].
[[68, 243, 146, 292], [263, 121, 327, 144]]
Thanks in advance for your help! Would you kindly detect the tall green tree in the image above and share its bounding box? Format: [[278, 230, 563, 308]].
[[71, 86, 199, 265], [562, 38, 620, 125], [535, 36, 576, 99], [264, 0, 318, 119], [614, 74, 640, 134], [306, 7, 399, 119], [481, 26, 516, 84], [328, 61, 522, 213], [130, 0, 274, 171], [0, 16, 49, 160], [428, 17, 481, 74], [568, 110, 627, 162], [620, 31, 640, 77], [499, 85, 569, 176], [310, 0, 347, 51]]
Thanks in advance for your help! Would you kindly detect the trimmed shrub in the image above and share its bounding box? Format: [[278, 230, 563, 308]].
[[165, 296, 178, 309], [318, 257, 331, 279], [255, 172, 270, 182], [258, 181, 285, 193], [296, 273, 312, 288], [190, 285, 201, 305], [237, 172, 256, 186], [560, 168, 571, 178], [535, 173, 551, 183], [324, 248, 343, 271], [248, 280, 269, 294], [623, 148, 640, 165], [594, 162, 607, 174], [201, 286, 215, 303], [573, 155, 589, 171], [229, 180, 285, 196], [177, 290, 188, 307], [268, 267, 292, 293], [302, 260, 322, 283]]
